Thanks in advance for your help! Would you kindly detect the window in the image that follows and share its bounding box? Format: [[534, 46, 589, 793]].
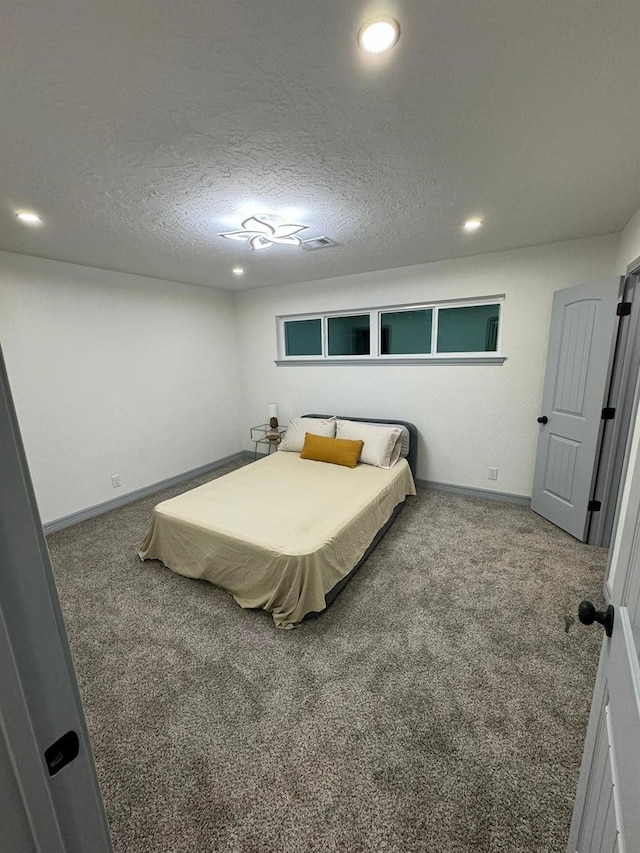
[[328, 314, 370, 356], [380, 309, 432, 355], [437, 304, 500, 353], [277, 297, 504, 363], [284, 318, 322, 356]]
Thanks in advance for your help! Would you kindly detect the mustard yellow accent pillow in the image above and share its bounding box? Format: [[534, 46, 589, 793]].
[[300, 433, 364, 468]]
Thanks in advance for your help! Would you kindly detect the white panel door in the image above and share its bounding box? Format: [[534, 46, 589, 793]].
[[567, 375, 640, 851], [531, 279, 621, 540], [0, 343, 113, 851]]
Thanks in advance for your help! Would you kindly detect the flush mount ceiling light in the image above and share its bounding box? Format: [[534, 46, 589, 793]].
[[232, 266, 244, 276], [463, 219, 483, 232], [358, 17, 400, 54], [219, 214, 308, 251], [16, 211, 42, 225]]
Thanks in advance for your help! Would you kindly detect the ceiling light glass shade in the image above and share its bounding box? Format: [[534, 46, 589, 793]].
[[16, 211, 42, 224], [232, 266, 244, 275], [463, 219, 483, 231], [358, 18, 400, 53], [219, 215, 308, 250]]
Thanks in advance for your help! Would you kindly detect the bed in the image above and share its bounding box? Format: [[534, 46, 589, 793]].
[[138, 415, 418, 628]]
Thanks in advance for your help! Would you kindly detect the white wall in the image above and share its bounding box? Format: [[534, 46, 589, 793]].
[[235, 234, 618, 497], [615, 206, 640, 274], [0, 229, 623, 524], [0, 252, 242, 525]]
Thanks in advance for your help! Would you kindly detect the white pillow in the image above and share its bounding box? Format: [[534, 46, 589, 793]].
[[278, 417, 336, 452], [335, 420, 403, 468], [359, 421, 410, 459]]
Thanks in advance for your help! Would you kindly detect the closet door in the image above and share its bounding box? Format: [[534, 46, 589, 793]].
[[531, 278, 621, 540]]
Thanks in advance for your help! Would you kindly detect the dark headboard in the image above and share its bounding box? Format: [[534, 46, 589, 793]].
[[302, 414, 418, 480]]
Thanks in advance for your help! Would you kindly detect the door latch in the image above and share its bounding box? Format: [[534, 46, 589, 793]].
[[44, 730, 79, 776]]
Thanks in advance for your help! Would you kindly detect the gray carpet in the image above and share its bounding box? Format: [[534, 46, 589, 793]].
[[47, 461, 606, 853]]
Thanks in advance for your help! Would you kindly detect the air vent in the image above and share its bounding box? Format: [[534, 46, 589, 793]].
[[301, 236, 337, 251]]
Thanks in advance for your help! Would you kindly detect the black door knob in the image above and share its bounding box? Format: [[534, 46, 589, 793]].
[[578, 601, 614, 638], [537, 416, 548, 424]]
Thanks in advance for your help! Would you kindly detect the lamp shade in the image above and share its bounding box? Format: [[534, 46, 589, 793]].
[[268, 404, 279, 421]]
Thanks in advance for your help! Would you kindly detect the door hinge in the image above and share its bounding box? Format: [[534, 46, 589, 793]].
[[616, 301, 632, 316], [588, 500, 601, 512], [601, 407, 616, 420]]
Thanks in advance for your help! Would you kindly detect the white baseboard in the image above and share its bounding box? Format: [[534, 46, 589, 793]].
[[43, 451, 247, 535]]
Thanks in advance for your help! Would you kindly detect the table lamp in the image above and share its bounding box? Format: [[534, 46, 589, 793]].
[[268, 403, 279, 430]]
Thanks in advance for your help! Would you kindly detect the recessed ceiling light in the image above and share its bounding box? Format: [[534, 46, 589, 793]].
[[16, 211, 42, 225], [358, 17, 400, 54], [232, 266, 244, 276], [463, 219, 483, 232]]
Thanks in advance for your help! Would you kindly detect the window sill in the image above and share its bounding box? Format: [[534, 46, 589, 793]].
[[275, 356, 507, 366]]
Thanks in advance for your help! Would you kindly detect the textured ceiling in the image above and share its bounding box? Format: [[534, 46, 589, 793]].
[[2, 0, 640, 290]]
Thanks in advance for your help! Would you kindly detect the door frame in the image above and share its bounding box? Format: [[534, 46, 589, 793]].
[[588, 258, 640, 548]]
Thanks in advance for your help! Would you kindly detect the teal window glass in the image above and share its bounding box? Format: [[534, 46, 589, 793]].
[[328, 315, 370, 356], [284, 318, 322, 356], [380, 309, 433, 355], [436, 304, 500, 353]]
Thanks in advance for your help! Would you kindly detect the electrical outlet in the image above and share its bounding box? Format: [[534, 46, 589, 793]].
[[111, 474, 121, 488], [488, 467, 498, 481]]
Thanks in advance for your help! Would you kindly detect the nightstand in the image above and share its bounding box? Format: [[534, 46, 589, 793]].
[[251, 424, 287, 459]]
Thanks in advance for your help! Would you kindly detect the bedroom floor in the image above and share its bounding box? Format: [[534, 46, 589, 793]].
[[47, 460, 606, 853]]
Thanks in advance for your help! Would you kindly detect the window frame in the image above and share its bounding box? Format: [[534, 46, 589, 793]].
[[277, 313, 324, 360], [379, 306, 434, 357], [433, 300, 503, 356], [276, 296, 505, 364], [325, 310, 375, 358]]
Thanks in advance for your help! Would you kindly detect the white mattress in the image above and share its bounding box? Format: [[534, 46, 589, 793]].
[[138, 452, 416, 628]]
